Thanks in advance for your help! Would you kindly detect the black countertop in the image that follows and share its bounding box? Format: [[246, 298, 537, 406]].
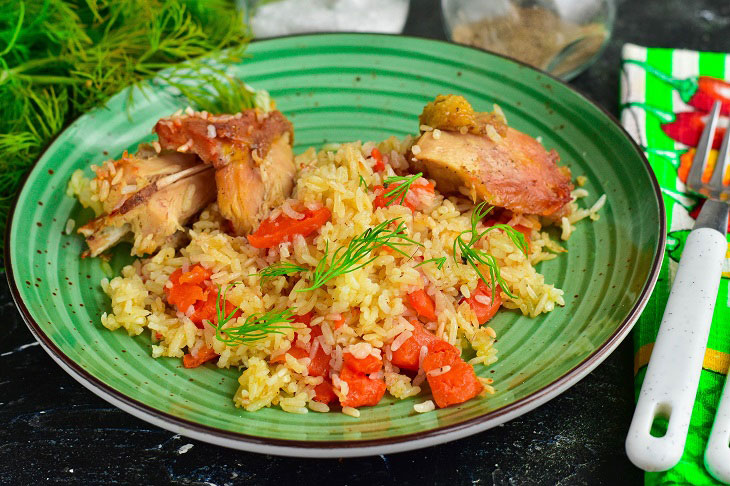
[[2, 0, 730, 484]]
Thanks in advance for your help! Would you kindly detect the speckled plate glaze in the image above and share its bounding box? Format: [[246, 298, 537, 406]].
[[6, 34, 664, 457]]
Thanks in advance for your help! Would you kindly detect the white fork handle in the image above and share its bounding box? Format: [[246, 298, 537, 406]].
[[706, 364, 730, 482], [626, 228, 727, 471]]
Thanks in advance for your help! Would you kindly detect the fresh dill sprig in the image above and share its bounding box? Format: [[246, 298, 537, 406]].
[[298, 218, 423, 292], [252, 262, 308, 284], [0, 0, 253, 266], [452, 202, 528, 301], [415, 256, 447, 270], [210, 283, 294, 346], [382, 172, 423, 206]]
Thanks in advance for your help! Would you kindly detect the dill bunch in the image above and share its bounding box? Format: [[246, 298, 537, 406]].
[[0, 0, 254, 265]]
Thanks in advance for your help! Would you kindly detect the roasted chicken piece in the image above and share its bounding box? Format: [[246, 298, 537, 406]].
[[78, 146, 216, 257], [413, 95, 573, 216], [154, 109, 296, 235]]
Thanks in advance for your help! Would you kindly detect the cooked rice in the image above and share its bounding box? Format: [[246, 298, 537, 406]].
[[64, 218, 75, 235], [414, 400, 435, 413], [76, 135, 602, 415]]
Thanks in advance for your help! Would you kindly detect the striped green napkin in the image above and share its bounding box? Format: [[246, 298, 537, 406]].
[[620, 43, 730, 485]]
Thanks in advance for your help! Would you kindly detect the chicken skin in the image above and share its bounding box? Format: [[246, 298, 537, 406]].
[[154, 109, 296, 235], [412, 95, 573, 216]]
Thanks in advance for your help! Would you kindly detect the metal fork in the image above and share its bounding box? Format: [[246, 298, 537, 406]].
[[626, 101, 730, 474]]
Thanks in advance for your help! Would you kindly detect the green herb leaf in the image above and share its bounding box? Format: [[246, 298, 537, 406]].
[[359, 174, 367, 189], [452, 202, 528, 302], [415, 256, 447, 270], [382, 172, 423, 206], [253, 261, 308, 284], [211, 282, 294, 346], [298, 218, 423, 292]]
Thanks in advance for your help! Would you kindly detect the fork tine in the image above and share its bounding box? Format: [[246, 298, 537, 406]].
[[710, 109, 730, 189], [687, 101, 722, 189]]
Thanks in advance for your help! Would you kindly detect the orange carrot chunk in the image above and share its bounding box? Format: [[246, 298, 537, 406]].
[[294, 311, 314, 326], [422, 351, 483, 408], [512, 224, 532, 252], [178, 264, 212, 285], [188, 290, 241, 329], [308, 340, 331, 378], [333, 315, 346, 329], [270, 321, 331, 377], [371, 148, 386, 172], [372, 180, 434, 212], [390, 320, 458, 371], [465, 280, 502, 325], [343, 352, 382, 374], [339, 366, 387, 408], [182, 345, 219, 369], [165, 265, 233, 327], [313, 380, 338, 404], [165, 280, 205, 313], [407, 289, 437, 321], [247, 205, 331, 249]]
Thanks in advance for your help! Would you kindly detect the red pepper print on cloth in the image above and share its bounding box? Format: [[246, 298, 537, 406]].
[[621, 60, 730, 279], [625, 59, 730, 115]]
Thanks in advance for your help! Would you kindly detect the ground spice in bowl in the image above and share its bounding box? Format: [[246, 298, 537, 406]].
[[450, 5, 608, 78]]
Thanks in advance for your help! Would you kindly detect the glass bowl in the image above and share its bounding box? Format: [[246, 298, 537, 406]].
[[441, 0, 615, 80], [241, 0, 411, 38]]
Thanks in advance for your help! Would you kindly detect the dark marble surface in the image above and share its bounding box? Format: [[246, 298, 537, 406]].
[[3, 0, 730, 484]]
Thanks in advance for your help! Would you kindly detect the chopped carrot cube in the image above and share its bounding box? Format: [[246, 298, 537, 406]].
[[422, 351, 483, 408], [294, 311, 314, 326], [247, 205, 331, 249], [188, 290, 240, 329], [464, 280, 502, 325], [339, 366, 387, 408], [308, 342, 331, 378], [165, 281, 205, 314], [343, 352, 382, 374], [373, 180, 434, 212], [313, 380, 337, 404], [371, 148, 386, 172], [390, 320, 457, 371], [178, 264, 212, 285], [182, 345, 219, 369], [333, 315, 346, 329], [407, 289, 437, 321]]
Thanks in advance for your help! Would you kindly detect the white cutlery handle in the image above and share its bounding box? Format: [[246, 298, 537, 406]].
[[626, 228, 727, 471], [705, 370, 730, 482]]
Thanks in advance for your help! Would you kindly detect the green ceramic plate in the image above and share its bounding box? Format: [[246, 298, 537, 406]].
[[6, 34, 664, 457]]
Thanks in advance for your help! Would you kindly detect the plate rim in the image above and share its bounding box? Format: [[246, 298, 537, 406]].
[[4, 32, 666, 457]]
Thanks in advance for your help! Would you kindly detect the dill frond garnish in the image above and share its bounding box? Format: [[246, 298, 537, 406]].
[[297, 218, 423, 292], [382, 172, 423, 206], [0, 0, 253, 265], [415, 256, 447, 270], [211, 283, 294, 345], [452, 202, 528, 301], [252, 262, 308, 284]]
